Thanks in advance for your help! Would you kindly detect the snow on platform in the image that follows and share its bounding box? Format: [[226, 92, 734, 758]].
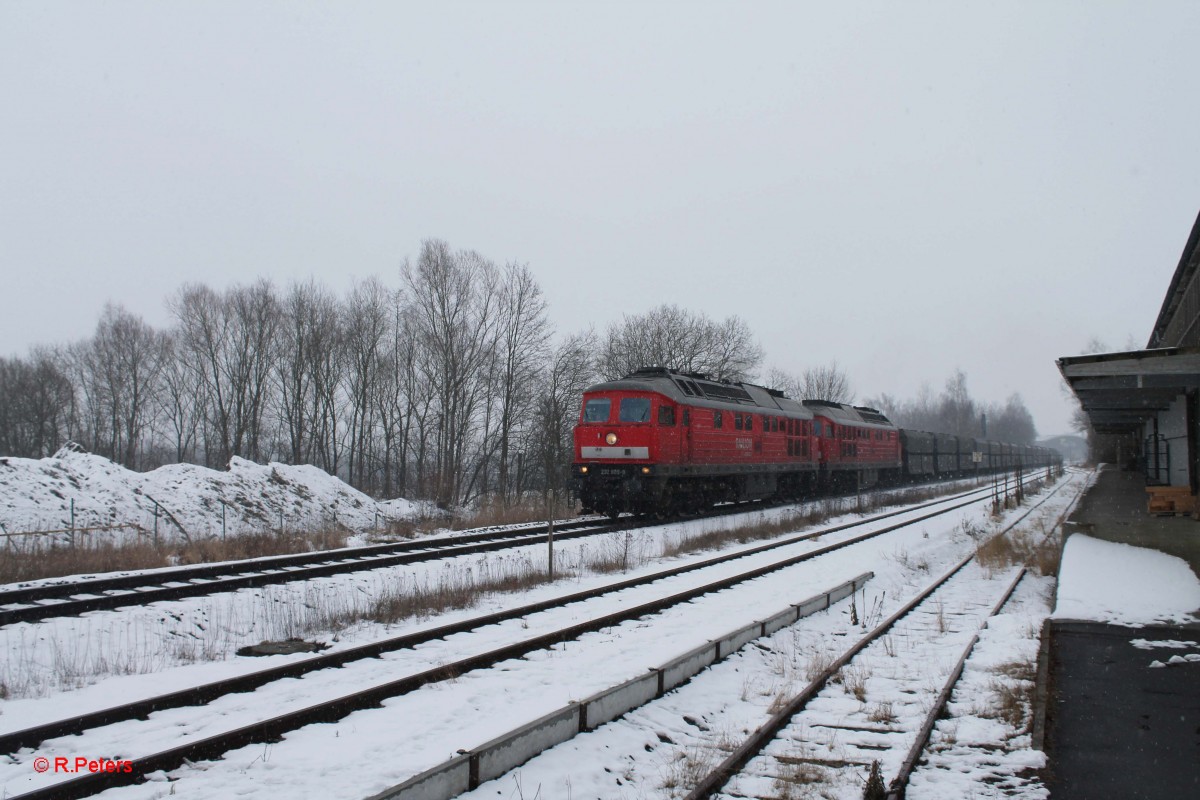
[[1054, 533, 1200, 627]]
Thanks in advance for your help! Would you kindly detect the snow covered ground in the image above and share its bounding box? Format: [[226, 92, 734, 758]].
[[1053, 533, 1200, 627], [0, 447, 419, 540], [0, 471, 1085, 800]]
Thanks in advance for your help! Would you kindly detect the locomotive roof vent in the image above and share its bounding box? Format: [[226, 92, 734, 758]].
[[629, 366, 673, 378], [853, 406, 894, 425]]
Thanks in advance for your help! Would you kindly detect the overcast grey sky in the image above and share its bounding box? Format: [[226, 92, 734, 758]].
[[3, 1, 1198, 436]]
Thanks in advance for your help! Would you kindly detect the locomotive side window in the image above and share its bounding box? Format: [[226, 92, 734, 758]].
[[583, 398, 611, 422], [682, 408, 690, 426], [658, 405, 675, 426], [619, 398, 651, 422], [714, 411, 723, 428], [734, 413, 743, 430]]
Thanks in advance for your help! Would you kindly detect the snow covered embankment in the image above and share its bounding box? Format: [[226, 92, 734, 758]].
[[0, 448, 417, 540]]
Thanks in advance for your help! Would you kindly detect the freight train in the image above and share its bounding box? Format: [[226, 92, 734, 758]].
[[572, 367, 1059, 518]]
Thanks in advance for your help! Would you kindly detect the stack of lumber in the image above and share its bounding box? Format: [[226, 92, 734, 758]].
[[1145, 486, 1195, 516]]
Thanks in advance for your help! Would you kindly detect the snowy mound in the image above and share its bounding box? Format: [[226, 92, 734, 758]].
[[0, 448, 418, 539], [1054, 534, 1200, 626]]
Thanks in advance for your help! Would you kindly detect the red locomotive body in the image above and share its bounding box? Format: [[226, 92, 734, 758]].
[[573, 368, 822, 517]]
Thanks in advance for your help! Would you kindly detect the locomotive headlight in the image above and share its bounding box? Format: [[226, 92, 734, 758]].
[[580, 466, 588, 474], [641, 467, 650, 474], [605, 433, 618, 445]]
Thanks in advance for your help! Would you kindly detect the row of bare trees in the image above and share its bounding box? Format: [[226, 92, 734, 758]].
[[864, 369, 1038, 444], [0, 243, 769, 507]]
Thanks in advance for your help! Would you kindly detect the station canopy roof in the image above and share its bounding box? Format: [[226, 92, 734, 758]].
[[1058, 346, 1200, 434]]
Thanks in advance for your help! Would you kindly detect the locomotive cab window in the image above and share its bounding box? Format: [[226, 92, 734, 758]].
[[658, 405, 675, 426], [734, 413, 743, 430], [714, 410, 723, 428], [583, 398, 611, 422], [618, 397, 651, 422]]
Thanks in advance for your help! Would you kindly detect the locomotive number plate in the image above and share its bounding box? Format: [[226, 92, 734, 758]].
[[599, 468, 624, 476]]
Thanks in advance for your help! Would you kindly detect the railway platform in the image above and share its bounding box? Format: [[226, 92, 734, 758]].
[[1041, 466, 1200, 799]]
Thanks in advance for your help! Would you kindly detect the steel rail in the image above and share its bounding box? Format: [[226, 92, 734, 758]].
[[882, 568, 1027, 800], [4, 480, 1037, 800], [0, 473, 1016, 626], [884, 478, 1089, 799], [681, 477, 1072, 800], [0, 479, 1011, 757]]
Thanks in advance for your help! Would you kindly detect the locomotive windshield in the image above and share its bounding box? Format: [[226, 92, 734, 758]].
[[582, 398, 611, 422], [618, 397, 651, 422]]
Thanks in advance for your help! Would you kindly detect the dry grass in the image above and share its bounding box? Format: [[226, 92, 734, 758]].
[[773, 755, 831, 799], [806, 649, 835, 682], [993, 659, 1036, 683], [660, 744, 722, 798], [984, 678, 1030, 730], [867, 700, 897, 724], [583, 531, 650, 574], [362, 561, 559, 625], [839, 664, 869, 702], [975, 528, 1060, 576], [0, 528, 352, 584]]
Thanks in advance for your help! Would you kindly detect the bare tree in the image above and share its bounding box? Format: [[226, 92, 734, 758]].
[[599, 305, 762, 381], [403, 240, 501, 507], [530, 331, 597, 498], [169, 281, 280, 467], [986, 393, 1037, 445], [939, 369, 977, 438], [765, 362, 853, 403], [68, 304, 167, 468], [342, 277, 393, 491], [492, 262, 550, 503], [800, 361, 854, 403], [157, 332, 204, 463], [0, 350, 74, 457], [764, 367, 803, 399]]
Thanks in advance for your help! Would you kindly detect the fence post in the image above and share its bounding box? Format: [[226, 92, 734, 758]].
[[70, 499, 75, 548], [221, 503, 227, 542], [154, 502, 160, 548]]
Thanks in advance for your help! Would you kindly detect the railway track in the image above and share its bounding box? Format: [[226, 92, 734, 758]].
[[679, 479, 1084, 800], [0, 475, 1018, 627], [0, 517, 621, 626], [3, 476, 1050, 800]]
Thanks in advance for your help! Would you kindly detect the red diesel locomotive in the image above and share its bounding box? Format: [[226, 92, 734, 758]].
[[572, 367, 903, 517], [572, 367, 1057, 518]]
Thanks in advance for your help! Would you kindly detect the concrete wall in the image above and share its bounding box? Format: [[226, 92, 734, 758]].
[[368, 572, 873, 800]]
